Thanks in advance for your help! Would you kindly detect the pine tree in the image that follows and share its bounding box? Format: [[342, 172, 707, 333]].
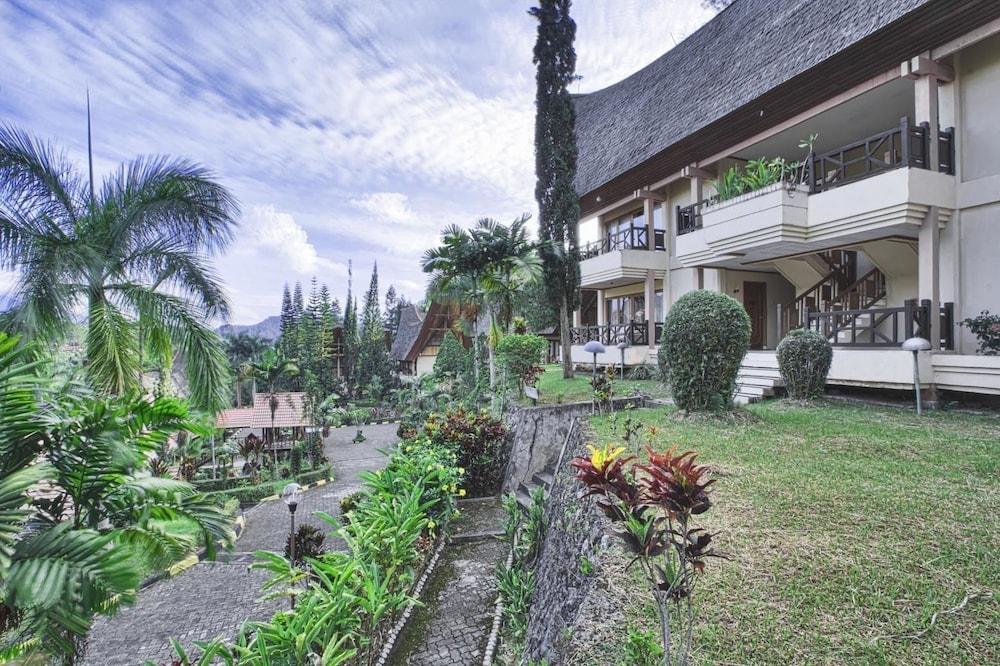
[[356, 263, 391, 397], [384, 285, 399, 338], [343, 260, 359, 390], [279, 283, 295, 357], [330, 297, 343, 326], [531, 0, 580, 378]]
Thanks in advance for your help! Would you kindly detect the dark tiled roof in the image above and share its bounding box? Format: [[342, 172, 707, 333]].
[[573, 0, 931, 197], [390, 303, 424, 361]]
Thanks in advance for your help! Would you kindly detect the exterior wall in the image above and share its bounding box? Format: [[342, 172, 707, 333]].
[[414, 345, 440, 375], [956, 33, 1000, 353], [719, 269, 796, 349]]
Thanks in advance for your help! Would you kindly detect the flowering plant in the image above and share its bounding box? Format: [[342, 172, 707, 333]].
[[960, 310, 1000, 355], [571, 442, 725, 664]]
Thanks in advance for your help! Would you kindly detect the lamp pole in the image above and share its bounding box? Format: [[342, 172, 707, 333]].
[[282, 483, 303, 610], [902, 337, 932, 416]]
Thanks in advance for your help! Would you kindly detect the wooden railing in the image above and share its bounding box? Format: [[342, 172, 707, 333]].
[[806, 117, 955, 193], [581, 226, 665, 259], [804, 299, 954, 349], [570, 322, 650, 346], [676, 119, 956, 236]]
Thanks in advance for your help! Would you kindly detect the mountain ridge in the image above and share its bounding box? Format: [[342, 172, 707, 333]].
[[216, 315, 281, 341]]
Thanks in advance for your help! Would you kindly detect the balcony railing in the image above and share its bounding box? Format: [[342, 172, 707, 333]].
[[675, 118, 956, 236], [581, 226, 666, 259], [570, 322, 657, 346], [804, 299, 954, 349]]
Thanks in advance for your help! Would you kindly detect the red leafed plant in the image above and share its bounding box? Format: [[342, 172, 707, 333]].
[[571, 442, 725, 665]]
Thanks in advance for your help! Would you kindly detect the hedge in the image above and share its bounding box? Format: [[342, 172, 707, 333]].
[[659, 290, 750, 411], [776, 328, 832, 399], [205, 465, 333, 508]]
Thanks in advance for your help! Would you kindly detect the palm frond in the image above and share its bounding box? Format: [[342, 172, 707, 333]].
[[84, 296, 142, 397]]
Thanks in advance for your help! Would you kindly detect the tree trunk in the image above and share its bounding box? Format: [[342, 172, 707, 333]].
[[560, 292, 573, 378]]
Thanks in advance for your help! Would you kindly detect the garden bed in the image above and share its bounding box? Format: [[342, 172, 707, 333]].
[[525, 364, 670, 405], [563, 401, 999, 664], [201, 465, 334, 508]]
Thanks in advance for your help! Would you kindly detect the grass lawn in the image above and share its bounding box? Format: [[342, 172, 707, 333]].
[[572, 401, 999, 665], [525, 364, 670, 405]]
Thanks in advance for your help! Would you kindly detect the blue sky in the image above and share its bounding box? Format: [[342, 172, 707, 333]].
[[0, 0, 716, 324]]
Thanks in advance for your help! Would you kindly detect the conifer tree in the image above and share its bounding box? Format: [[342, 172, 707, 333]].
[[343, 261, 359, 390], [356, 263, 391, 397], [531, 0, 580, 378], [279, 283, 295, 357]]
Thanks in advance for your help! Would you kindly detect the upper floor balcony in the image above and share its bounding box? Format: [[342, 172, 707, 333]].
[[579, 224, 667, 289], [675, 118, 956, 267]]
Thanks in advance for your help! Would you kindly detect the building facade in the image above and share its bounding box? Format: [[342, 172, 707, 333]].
[[570, 0, 1000, 400]]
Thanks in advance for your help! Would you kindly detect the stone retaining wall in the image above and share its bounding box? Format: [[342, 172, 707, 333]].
[[502, 397, 642, 494], [521, 421, 610, 662]]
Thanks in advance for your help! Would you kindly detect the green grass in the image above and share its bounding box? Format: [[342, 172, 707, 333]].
[[525, 364, 670, 405], [571, 401, 999, 665]]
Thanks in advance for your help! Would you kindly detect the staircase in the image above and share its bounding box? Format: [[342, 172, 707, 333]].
[[735, 351, 783, 405], [515, 469, 554, 510]]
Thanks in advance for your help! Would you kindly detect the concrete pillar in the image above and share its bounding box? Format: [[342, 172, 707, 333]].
[[596, 289, 606, 327], [644, 269, 656, 348], [661, 198, 672, 320], [572, 308, 581, 327], [690, 175, 703, 204], [914, 74, 940, 169], [919, 206, 940, 349], [696, 268, 704, 290], [704, 268, 724, 293]]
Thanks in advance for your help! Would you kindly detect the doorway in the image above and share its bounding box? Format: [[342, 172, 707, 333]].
[[743, 281, 767, 350]]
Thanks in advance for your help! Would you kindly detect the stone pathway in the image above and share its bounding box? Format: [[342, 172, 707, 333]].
[[82, 423, 398, 666], [388, 497, 507, 666]]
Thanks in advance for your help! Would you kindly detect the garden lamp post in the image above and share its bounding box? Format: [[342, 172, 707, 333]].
[[282, 482, 303, 609], [583, 340, 606, 382], [902, 337, 932, 415], [617, 341, 629, 380]]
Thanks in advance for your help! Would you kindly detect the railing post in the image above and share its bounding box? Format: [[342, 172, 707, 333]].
[[904, 299, 915, 339], [942, 302, 954, 349], [806, 151, 816, 193], [900, 116, 911, 167]]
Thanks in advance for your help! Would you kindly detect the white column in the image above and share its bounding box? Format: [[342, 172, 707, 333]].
[[596, 289, 606, 327], [644, 270, 656, 348], [690, 175, 703, 204], [661, 198, 672, 319], [572, 308, 582, 327], [914, 74, 940, 169], [644, 197, 655, 251], [919, 206, 941, 349], [704, 269, 724, 293]]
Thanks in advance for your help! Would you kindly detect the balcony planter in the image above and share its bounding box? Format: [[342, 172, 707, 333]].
[[699, 183, 810, 254]]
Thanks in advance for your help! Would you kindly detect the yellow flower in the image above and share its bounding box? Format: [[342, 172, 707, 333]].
[[458, 489, 466, 497], [427, 519, 436, 530], [450, 484, 457, 493], [458, 467, 465, 475], [586, 443, 626, 472]]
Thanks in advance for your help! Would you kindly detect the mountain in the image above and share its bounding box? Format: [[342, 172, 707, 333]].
[[216, 315, 281, 341]]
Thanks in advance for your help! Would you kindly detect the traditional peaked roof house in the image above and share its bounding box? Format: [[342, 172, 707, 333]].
[[390, 302, 467, 376], [569, 0, 1000, 402]]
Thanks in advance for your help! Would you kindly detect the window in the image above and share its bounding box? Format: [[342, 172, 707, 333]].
[[606, 294, 646, 325], [605, 210, 647, 250]]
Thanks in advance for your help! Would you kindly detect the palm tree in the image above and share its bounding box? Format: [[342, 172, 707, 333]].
[[0, 124, 238, 412], [0, 332, 234, 664], [243, 349, 300, 467], [224, 333, 270, 406], [422, 215, 542, 390]]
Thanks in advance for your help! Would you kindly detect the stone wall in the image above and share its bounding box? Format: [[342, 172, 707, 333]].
[[521, 421, 609, 662], [502, 397, 642, 494]]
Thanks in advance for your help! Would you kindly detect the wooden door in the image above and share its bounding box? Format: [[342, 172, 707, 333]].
[[743, 281, 767, 350]]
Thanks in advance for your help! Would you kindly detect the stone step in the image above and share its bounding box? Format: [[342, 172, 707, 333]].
[[532, 471, 555, 487], [735, 384, 774, 398], [737, 374, 785, 388], [515, 488, 533, 510]]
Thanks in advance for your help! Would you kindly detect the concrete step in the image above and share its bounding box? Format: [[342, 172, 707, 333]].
[[735, 384, 774, 398], [532, 471, 555, 488], [737, 374, 785, 388], [737, 368, 783, 380]]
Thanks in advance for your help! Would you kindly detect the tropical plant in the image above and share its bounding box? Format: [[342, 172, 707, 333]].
[[243, 349, 299, 467], [433, 329, 470, 380], [0, 124, 238, 412], [571, 444, 725, 665], [423, 408, 507, 496], [0, 333, 233, 664], [496, 333, 547, 396], [496, 560, 535, 642], [658, 290, 750, 411], [776, 328, 833, 399], [285, 524, 325, 566], [960, 310, 1000, 355], [223, 333, 270, 407]]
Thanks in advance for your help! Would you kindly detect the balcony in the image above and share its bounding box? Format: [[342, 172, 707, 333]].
[[675, 119, 956, 267], [579, 226, 667, 289], [570, 322, 662, 346]]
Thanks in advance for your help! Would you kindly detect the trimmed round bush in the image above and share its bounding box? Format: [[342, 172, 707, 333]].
[[776, 328, 832, 400], [658, 290, 751, 411]]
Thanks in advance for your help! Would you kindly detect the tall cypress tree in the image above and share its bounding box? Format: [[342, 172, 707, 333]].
[[343, 260, 359, 390], [531, 0, 580, 378]]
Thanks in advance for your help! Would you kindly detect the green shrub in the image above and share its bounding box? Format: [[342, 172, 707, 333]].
[[496, 333, 546, 394], [285, 524, 325, 565], [618, 626, 664, 666], [296, 466, 332, 486], [659, 290, 750, 411], [776, 328, 832, 399], [289, 442, 303, 476], [423, 408, 508, 496], [434, 329, 470, 378]]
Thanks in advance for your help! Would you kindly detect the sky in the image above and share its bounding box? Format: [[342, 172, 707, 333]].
[[0, 0, 717, 324]]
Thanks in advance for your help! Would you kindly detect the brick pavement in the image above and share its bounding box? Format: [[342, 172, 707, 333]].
[[81, 422, 397, 665]]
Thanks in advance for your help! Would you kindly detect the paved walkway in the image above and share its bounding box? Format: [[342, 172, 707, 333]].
[[82, 423, 397, 666], [388, 498, 506, 666]]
